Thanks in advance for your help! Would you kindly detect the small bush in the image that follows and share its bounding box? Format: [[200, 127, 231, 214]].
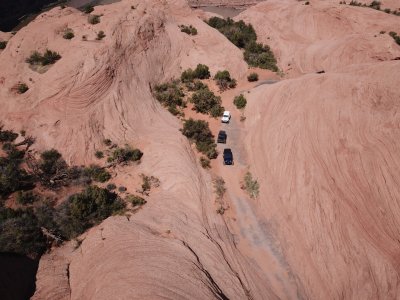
[[244, 41, 278, 71], [95, 151, 104, 159], [26, 49, 61, 66], [185, 80, 208, 91], [213, 176, 226, 200], [16, 83, 29, 94], [154, 81, 185, 115], [57, 186, 125, 239], [106, 183, 116, 190], [181, 64, 210, 83], [96, 31, 106, 40], [16, 191, 37, 205], [233, 94, 247, 109], [190, 87, 224, 116], [181, 119, 217, 159], [118, 186, 127, 192], [126, 194, 146, 207], [389, 31, 400, 45], [243, 172, 259, 199], [214, 70, 237, 91], [0, 128, 18, 142], [0, 208, 46, 258], [82, 35, 87, 41], [103, 139, 112, 146], [247, 72, 259, 82], [200, 156, 211, 169], [63, 29, 74, 40], [0, 41, 7, 50], [179, 25, 198, 35], [207, 17, 256, 48], [109, 146, 143, 163], [305, 1, 310, 5], [84, 5, 94, 14], [84, 165, 111, 182], [139, 174, 160, 193], [88, 15, 100, 25]]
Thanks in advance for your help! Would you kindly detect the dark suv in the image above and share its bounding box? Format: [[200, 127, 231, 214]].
[[223, 148, 233, 165], [217, 130, 227, 143]]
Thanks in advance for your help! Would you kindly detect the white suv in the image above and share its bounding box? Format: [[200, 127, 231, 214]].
[[221, 111, 231, 123]]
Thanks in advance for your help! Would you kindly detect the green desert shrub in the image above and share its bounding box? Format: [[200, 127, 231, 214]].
[[126, 194, 146, 207], [0, 207, 46, 258], [200, 156, 211, 168], [244, 41, 278, 71], [243, 172, 259, 199], [233, 94, 247, 109], [185, 80, 208, 91], [181, 119, 217, 159], [16, 191, 37, 205], [389, 31, 400, 45], [214, 70, 237, 90], [88, 14, 101, 25], [56, 186, 125, 239], [190, 87, 224, 116], [96, 31, 106, 40], [207, 17, 256, 48], [213, 176, 226, 200], [0, 41, 7, 49], [84, 165, 111, 182], [95, 151, 104, 159], [16, 83, 29, 94], [26, 49, 61, 66], [247, 72, 259, 82], [181, 64, 210, 83], [154, 81, 185, 114], [103, 138, 112, 146], [108, 146, 143, 163], [63, 28, 74, 39], [179, 24, 198, 35], [0, 127, 18, 143], [39, 149, 67, 177]]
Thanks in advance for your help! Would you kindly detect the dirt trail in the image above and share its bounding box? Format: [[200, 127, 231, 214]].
[[210, 71, 301, 299]]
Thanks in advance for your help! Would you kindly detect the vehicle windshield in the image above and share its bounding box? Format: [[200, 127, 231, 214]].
[[223, 112, 229, 117]]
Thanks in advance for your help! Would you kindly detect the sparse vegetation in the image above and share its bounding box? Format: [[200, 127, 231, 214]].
[[63, 28, 74, 40], [95, 150, 104, 159], [213, 176, 226, 200], [154, 81, 186, 116], [233, 94, 247, 109], [16, 191, 37, 205], [103, 138, 112, 146], [126, 194, 146, 207], [247, 72, 259, 82], [26, 49, 61, 66], [118, 186, 127, 192], [190, 87, 224, 117], [243, 172, 259, 199], [185, 80, 208, 91], [88, 14, 101, 25], [244, 41, 278, 71], [207, 17, 278, 70], [214, 70, 237, 91], [389, 31, 400, 46], [179, 24, 198, 35], [207, 17, 256, 48], [0, 41, 7, 50], [57, 186, 125, 239], [108, 145, 143, 164], [96, 31, 106, 40], [180, 64, 211, 82], [200, 156, 211, 169], [16, 82, 29, 94], [84, 165, 111, 183], [181, 119, 217, 159]]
